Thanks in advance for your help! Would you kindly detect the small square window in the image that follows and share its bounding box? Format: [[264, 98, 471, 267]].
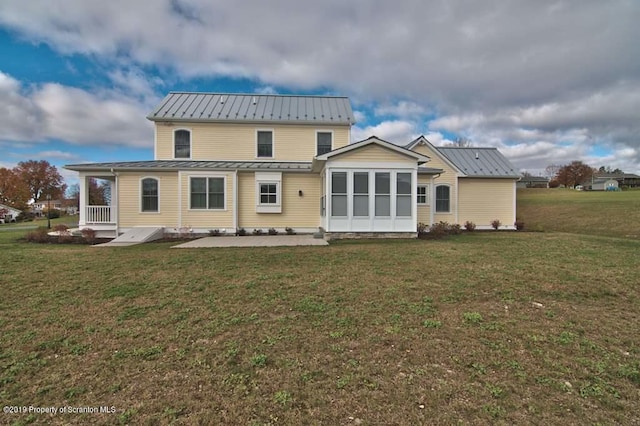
[[317, 132, 332, 155]]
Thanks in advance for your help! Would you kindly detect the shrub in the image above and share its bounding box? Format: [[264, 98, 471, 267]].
[[428, 221, 451, 239], [285, 227, 296, 235], [16, 212, 35, 222], [514, 219, 525, 231], [209, 229, 221, 236], [47, 209, 61, 219], [252, 228, 264, 235], [268, 228, 278, 235], [81, 228, 97, 244], [491, 219, 501, 230], [25, 227, 51, 243], [464, 221, 476, 232], [449, 223, 462, 235], [417, 222, 428, 235], [53, 224, 72, 242], [237, 228, 247, 236]]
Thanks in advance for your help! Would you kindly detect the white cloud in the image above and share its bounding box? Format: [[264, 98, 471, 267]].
[[352, 120, 418, 144], [0, 72, 153, 149], [0, 0, 639, 172], [33, 150, 82, 161]]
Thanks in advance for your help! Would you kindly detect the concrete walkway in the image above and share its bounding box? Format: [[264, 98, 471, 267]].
[[172, 234, 328, 248]]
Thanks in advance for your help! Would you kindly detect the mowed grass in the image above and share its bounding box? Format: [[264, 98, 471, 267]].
[[1, 229, 639, 424], [517, 188, 640, 239]]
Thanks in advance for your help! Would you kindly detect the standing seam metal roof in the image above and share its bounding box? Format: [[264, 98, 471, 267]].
[[147, 92, 354, 125], [436, 147, 520, 178], [64, 160, 313, 172]]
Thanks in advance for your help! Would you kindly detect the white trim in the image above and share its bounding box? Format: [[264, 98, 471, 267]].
[[317, 136, 429, 162], [255, 172, 282, 213], [233, 170, 238, 230], [512, 180, 517, 226], [186, 173, 228, 211], [315, 129, 334, 156], [139, 176, 160, 214], [173, 128, 192, 160], [256, 128, 275, 159], [417, 184, 429, 205], [434, 184, 452, 214], [327, 161, 418, 169], [178, 171, 183, 228], [153, 125, 157, 160]]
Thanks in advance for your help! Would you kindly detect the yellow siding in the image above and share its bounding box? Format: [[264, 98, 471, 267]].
[[118, 172, 179, 227], [156, 122, 350, 161], [458, 179, 516, 227], [238, 172, 320, 229], [180, 172, 235, 229], [334, 144, 417, 163], [411, 144, 459, 223], [417, 175, 432, 224]]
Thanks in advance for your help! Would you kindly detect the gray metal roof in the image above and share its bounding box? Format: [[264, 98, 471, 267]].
[[147, 92, 354, 125], [418, 167, 445, 174], [436, 147, 520, 178], [65, 160, 313, 172]]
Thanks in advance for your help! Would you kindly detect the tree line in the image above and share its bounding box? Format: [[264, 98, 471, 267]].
[[543, 161, 627, 189]]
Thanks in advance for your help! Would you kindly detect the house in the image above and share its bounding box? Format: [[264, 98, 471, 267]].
[[65, 92, 520, 238], [0, 203, 21, 223], [31, 199, 63, 217], [516, 175, 550, 189], [588, 178, 619, 191], [587, 173, 640, 189]]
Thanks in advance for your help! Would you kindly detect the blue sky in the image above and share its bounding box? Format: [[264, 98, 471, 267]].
[[1, 0, 639, 187]]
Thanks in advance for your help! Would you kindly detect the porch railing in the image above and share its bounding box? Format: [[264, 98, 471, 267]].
[[86, 206, 113, 223]]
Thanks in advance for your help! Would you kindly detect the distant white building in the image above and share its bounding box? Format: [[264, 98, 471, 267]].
[[0, 203, 21, 223]]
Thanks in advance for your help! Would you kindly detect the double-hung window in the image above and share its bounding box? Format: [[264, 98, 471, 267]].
[[331, 172, 347, 216], [174, 129, 191, 159], [317, 132, 332, 155], [141, 178, 159, 212], [435, 185, 450, 212], [257, 130, 273, 158], [353, 172, 369, 216], [190, 177, 225, 210], [396, 173, 412, 216], [374, 172, 391, 216]]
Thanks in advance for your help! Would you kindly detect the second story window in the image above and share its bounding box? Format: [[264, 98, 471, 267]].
[[317, 132, 332, 155], [257, 130, 273, 158], [174, 129, 191, 159]]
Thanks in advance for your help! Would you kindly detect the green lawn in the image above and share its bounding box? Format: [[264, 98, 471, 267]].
[[1, 226, 639, 424], [517, 188, 640, 239]]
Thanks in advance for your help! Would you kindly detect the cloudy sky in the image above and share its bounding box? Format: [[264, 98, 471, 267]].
[[1, 0, 638, 185]]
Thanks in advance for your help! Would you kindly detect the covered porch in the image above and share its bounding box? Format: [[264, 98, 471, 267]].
[[77, 172, 118, 234]]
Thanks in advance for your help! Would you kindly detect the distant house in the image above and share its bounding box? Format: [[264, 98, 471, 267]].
[[31, 199, 63, 217], [516, 176, 549, 189], [589, 178, 619, 191], [587, 173, 640, 189], [0, 203, 21, 223]]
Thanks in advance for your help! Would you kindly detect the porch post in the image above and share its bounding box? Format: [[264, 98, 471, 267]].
[[78, 173, 88, 226], [110, 177, 118, 229]]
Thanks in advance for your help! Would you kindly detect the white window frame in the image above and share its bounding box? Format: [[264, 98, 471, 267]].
[[435, 184, 451, 213], [174, 128, 192, 159], [316, 130, 333, 156], [417, 184, 429, 205], [256, 129, 274, 159], [188, 175, 227, 211], [140, 176, 160, 213], [255, 172, 282, 213]]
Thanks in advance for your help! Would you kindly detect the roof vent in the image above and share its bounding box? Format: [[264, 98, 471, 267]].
[[252, 96, 257, 105], [475, 152, 479, 159], [220, 96, 225, 104]]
